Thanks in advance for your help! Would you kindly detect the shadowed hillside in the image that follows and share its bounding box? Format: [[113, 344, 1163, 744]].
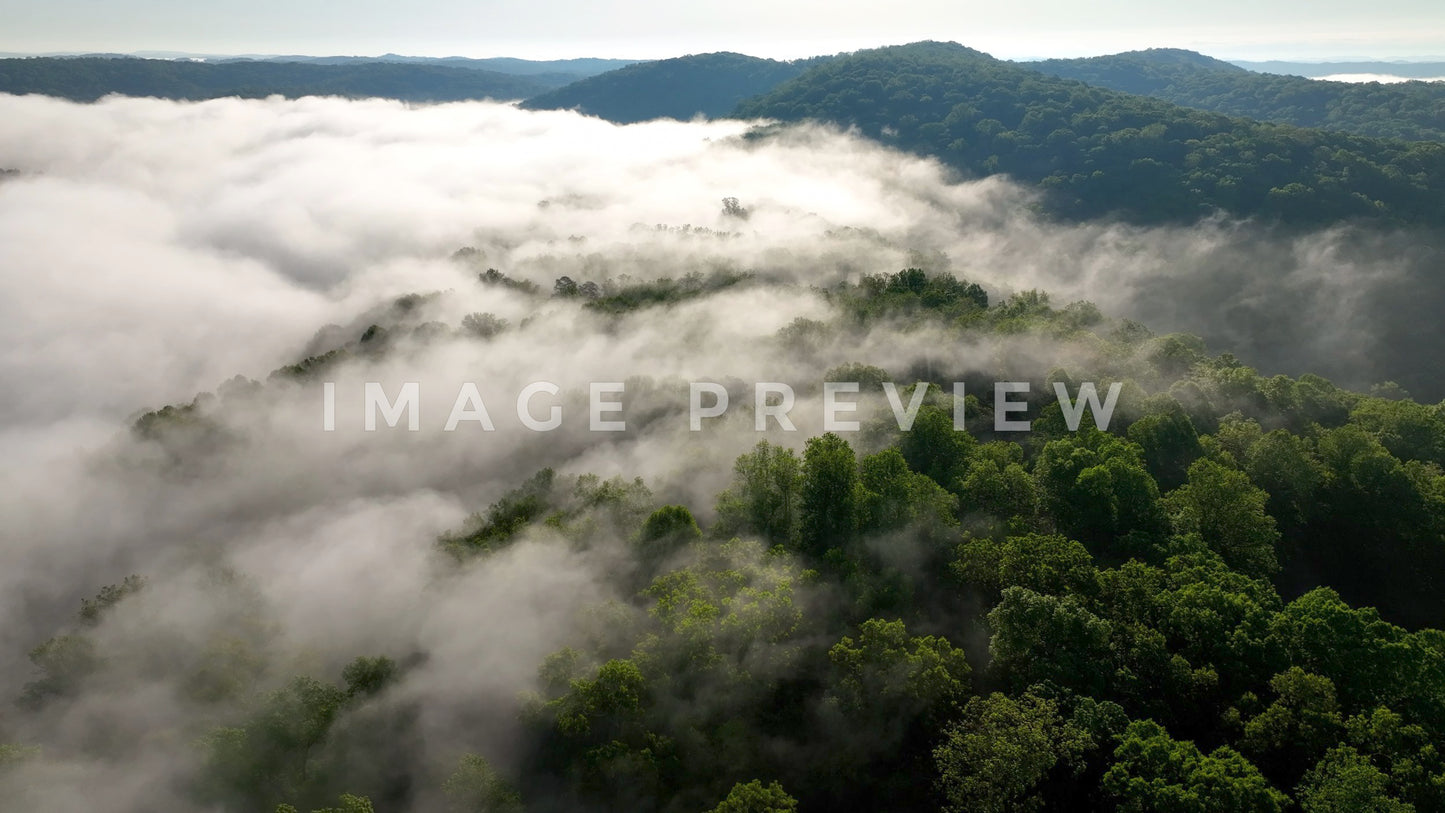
[[521, 52, 827, 123]]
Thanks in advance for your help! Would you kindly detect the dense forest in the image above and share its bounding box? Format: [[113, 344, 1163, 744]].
[[9, 256, 1445, 812], [1032, 48, 1445, 142], [520, 53, 827, 123], [735, 42, 1445, 228], [0, 57, 564, 102]]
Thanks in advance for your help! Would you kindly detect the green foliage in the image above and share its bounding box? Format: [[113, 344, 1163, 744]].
[[474, 266, 543, 296], [271, 349, 347, 382], [957, 455, 1038, 519], [1264, 589, 1433, 716], [341, 656, 398, 699], [857, 448, 958, 536], [439, 469, 558, 559], [1238, 668, 1346, 783], [18, 634, 98, 709], [707, 780, 798, 813], [549, 658, 649, 740], [442, 754, 525, 813], [898, 404, 975, 490], [822, 362, 891, 389], [1297, 747, 1415, 812], [78, 574, 147, 626], [836, 267, 989, 324], [203, 676, 350, 810], [1242, 428, 1327, 534], [438, 470, 655, 559], [575, 270, 753, 315], [714, 441, 804, 545], [275, 794, 375, 813], [988, 587, 1114, 696], [1126, 406, 1204, 490], [955, 532, 1097, 603], [934, 692, 1089, 813], [1034, 429, 1168, 557], [638, 505, 703, 562], [1163, 458, 1281, 578], [642, 539, 807, 663], [826, 618, 971, 719], [525, 538, 815, 810], [1349, 398, 1445, 466], [199, 656, 399, 811], [799, 433, 861, 555], [1103, 719, 1288, 811], [1343, 706, 1445, 810], [460, 312, 509, 339]]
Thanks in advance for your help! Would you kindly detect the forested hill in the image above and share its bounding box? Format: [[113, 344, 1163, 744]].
[[735, 42, 1445, 228], [0, 57, 557, 102], [1032, 48, 1445, 142], [520, 52, 827, 123], [1029, 48, 1249, 92]]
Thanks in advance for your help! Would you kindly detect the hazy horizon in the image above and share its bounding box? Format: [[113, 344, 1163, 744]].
[[1, 0, 1442, 63], [2, 43, 1445, 64], [8, 44, 1445, 71]]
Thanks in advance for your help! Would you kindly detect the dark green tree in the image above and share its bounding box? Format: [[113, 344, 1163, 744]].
[[800, 433, 862, 555]]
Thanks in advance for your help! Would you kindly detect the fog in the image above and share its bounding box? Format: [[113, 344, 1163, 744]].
[[0, 92, 1439, 810]]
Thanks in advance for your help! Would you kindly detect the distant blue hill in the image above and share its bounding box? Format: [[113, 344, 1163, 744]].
[[1233, 60, 1445, 78], [0, 56, 556, 102], [519, 52, 832, 123]]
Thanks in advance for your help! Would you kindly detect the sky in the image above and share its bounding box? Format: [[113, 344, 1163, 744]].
[[1, 0, 1443, 61]]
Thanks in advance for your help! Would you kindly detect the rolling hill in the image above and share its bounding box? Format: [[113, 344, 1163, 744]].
[[1032, 48, 1445, 142], [520, 52, 826, 123], [735, 42, 1445, 227]]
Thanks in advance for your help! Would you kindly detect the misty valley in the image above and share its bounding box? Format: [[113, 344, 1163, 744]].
[[3, 40, 1445, 813]]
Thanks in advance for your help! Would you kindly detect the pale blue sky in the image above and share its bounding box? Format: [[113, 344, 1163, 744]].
[[1, 0, 1442, 60]]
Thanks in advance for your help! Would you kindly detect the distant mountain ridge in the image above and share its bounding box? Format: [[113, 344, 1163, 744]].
[[1234, 60, 1445, 78], [0, 56, 557, 102], [1032, 48, 1445, 141], [213, 54, 637, 80], [520, 52, 830, 123], [0, 51, 637, 78]]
